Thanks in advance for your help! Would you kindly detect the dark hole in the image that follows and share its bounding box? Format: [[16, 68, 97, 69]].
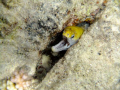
[[98, 52, 101, 55], [34, 31, 67, 81]]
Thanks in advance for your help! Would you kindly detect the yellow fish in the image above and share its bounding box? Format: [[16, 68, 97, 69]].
[[52, 26, 84, 52]]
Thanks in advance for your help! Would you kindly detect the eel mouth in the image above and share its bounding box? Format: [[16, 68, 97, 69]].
[[51, 37, 70, 52]]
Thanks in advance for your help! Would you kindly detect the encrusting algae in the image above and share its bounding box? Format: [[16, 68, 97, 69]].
[[0, 66, 35, 90]]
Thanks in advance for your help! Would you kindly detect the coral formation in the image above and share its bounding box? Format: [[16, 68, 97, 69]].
[[0, 79, 17, 90], [0, 0, 105, 79], [1, 0, 120, 90], [10, 66, 33, 90], [0, 66, 34, 90]]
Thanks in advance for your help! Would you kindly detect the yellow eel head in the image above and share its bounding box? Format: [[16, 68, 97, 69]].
[[52, 26, 84, 52]]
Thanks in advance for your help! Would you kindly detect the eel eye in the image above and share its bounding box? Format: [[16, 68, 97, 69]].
[[71, 35, 74, 38]]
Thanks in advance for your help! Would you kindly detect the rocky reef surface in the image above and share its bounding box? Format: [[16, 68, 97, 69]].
[[0, 0, 120, 90]]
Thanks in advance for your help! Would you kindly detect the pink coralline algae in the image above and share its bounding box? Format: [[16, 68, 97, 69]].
[[11, 66, 33, 90]]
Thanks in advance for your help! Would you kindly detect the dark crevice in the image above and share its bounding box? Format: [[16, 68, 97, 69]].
[[33, 31, 67, 81], [42, 30, 67, 66]]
